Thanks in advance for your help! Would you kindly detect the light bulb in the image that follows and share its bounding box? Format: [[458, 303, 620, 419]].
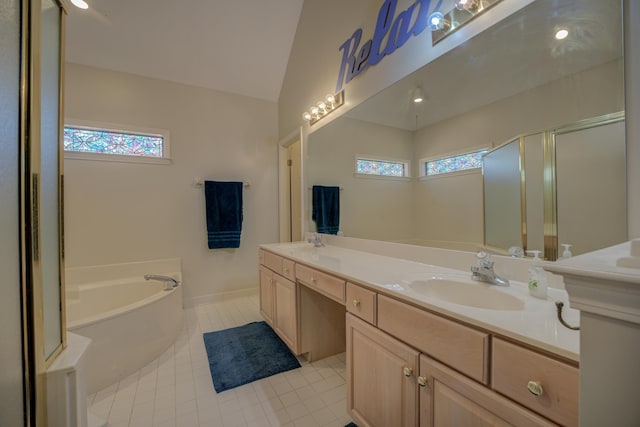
[[412, 87, 425, 103], [555, 29, 569, 40], [317, 101, 327, 111], [310, 106, 319, 116], [302, 112, 312, 121], [428, 12, 446, 31], [454, 0, 469, 10], [71, 0, 89, 9], [325, 94, 335, 105]]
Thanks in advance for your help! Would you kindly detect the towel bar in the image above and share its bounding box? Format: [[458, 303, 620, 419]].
[[193, 178, 250, 188]]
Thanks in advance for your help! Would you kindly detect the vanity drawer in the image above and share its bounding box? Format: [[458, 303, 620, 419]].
[[282, 258, 296, 282], [263, 250, 284, 275], [378, 295, 489, 384], [492, 338, 578, 426], [346, 283, 377, 325], [296, 264, 345, 304]]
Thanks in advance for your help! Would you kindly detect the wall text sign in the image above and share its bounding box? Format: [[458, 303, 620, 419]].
[[336, 0, 443, 92]]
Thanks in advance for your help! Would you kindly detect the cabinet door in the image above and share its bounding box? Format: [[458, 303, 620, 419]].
[[274, 274, 298, 353], [419, 355, 555, 427], [259, 266, 274, 325], [347, 314, 419, 427]]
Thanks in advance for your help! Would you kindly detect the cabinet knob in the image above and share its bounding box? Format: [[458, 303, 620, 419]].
[[417, 376, 429, 388], [527, 380, 544, 397], [269, 279, 274, 284], [284, 267, 289, 274], [311, 277, 317, 283], [352, 299, 361, 308], [403, 367, 413, 377]]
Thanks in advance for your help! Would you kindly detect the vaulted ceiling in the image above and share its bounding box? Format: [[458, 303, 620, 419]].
[[65, 0, 304, 102]]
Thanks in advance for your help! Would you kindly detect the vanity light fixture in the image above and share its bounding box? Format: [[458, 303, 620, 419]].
[[555, 29, 569, 40], [430, 0, 503, 45], [302, 91, 345, 126], [428, 11, 449, 31], [70, 0, 89, 9], [454, 0, 479, 12]]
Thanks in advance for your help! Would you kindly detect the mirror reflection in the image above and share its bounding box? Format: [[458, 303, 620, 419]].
[[305, 0, 625, 259]]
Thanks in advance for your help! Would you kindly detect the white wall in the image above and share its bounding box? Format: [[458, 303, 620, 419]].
[[64, 64, 279, 303], [411, 60, 624, 246], [307, 118, 414, 241]]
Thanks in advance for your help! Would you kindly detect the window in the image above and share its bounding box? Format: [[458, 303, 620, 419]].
[[63, 121, 170, 164], [355, 157, 409, 178], [423, 149, 487, 177]]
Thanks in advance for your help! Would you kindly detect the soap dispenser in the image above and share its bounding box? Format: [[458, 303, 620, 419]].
[[559, 244, 573, 260], [526, 250, 548, 299]]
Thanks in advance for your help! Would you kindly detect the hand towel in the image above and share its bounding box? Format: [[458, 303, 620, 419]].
[[204, 181, 243, 249], [312, 185, 340, 235]]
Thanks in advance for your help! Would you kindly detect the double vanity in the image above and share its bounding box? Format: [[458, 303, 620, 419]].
[[258, 242, 579, 426]]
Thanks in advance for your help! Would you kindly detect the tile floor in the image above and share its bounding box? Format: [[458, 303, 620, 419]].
[[87, 294, 353, 427]]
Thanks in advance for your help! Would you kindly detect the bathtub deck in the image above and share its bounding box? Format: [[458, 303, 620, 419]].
[[86, 293, 352, 427]]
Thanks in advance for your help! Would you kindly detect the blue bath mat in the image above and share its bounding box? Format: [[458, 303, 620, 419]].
[[203, 321, 301, 393]]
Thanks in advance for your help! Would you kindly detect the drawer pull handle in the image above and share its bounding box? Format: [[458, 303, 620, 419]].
[[284, 267, 289, 274], [403, 367, 413, 377], [311, 277, 317, 283], [353, 299, 361, 308], [527, 381, 544, 397], [269, 279, 274, 284], [417, 376, 429, 388]]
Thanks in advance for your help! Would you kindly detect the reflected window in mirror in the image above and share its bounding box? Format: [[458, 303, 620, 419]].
[[355, 156, 410, 178], [421, 148, 488, 177]]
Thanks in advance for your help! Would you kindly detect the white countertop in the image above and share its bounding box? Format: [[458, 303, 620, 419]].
[[261, 242, 580, 362]]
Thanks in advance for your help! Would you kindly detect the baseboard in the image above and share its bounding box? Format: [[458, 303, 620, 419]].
[[184, 287, 259, 308]]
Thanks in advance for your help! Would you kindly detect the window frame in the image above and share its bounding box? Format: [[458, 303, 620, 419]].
[[63, 119, 172, 165], [354, 154, 411, 180], [419, 146, 489, 180]]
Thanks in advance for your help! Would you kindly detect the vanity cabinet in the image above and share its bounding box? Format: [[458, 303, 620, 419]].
[[347, 314, 418, 427], [419, 355, 555, 427], [258, 245, 578, 426], [492, 338, 578, 426], [258, 250, 299, 354]]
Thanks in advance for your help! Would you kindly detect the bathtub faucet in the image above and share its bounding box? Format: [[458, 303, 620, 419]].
[[144, 274, 179, 291]]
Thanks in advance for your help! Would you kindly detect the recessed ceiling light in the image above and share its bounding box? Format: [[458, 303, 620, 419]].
[[555, 29, 569, 40], [71, 0, 89, 9]]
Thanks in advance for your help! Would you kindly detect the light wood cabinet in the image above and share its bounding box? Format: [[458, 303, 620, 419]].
[[258, 247, 578, 426], [296, 263, 346, 304], [346, 282, 377, 325], [259, 266, 274, 325], [420, 355, 556, 427], [492, 338, 578, 426], [378, 295, 489, 384], [347, 314, 419, 427], [273, 274, 298, 352], [259, 250, 299, 354]]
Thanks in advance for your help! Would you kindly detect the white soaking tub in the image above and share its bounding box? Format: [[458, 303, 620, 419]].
[[66, 259, 184, 394]]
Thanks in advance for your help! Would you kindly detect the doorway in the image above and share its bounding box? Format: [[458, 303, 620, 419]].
[[278, 129, 303, 242]]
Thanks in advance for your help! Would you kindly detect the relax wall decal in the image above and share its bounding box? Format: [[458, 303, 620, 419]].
[[335, 0, 443, 92]]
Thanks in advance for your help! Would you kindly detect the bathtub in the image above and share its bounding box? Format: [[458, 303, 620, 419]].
[[66, 260, 184, 394]]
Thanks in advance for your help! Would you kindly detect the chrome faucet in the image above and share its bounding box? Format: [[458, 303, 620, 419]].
[[308, 233, 325, 247], [144, 274, 179, 291], [470, 252, 509, 286]]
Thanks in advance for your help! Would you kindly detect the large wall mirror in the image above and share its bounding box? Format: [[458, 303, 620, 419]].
[[305, 0, 625, 260]]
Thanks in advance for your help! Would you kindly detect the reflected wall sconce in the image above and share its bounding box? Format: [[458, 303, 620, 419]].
[[429, 0, 503, 45], [302, 91, 344, 126]]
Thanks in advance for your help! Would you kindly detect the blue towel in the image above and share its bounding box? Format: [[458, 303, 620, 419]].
[[204, 181, 243, 249], [312, 185, 340, 235]]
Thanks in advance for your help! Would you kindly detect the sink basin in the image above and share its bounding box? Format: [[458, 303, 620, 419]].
[[408, 277, 525, 311]]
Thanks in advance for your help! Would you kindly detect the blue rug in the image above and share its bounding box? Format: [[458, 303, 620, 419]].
[[203, 321, 301, 393]]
